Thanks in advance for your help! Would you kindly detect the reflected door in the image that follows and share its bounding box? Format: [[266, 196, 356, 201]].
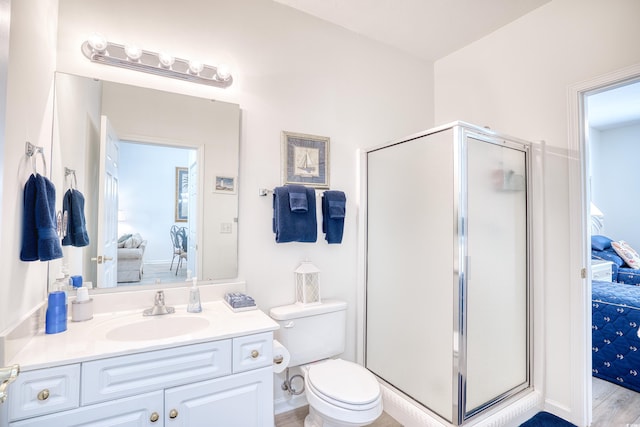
[[96, 115, 119, 288]]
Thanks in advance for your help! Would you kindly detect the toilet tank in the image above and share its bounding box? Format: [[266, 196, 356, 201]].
[[270, 300, 347, 367]]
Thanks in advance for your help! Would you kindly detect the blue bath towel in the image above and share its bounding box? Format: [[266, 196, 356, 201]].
[[21, 174, 63, 261], [273, 186, 317, 243], [36, 175, 63, 261], [322, 191, 346, 244], [288, 185, 308, 212], [20, 174, 39, 261], [61, 189, 90, 247]]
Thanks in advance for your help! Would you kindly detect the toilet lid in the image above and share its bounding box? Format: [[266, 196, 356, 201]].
[[307, 359, 380, 406]]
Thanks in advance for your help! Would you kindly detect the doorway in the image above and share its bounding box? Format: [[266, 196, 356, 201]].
[[572, 64, 640, 426]]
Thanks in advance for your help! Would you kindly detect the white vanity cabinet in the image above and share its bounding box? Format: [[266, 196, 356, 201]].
[[7, 332, 274, 427]]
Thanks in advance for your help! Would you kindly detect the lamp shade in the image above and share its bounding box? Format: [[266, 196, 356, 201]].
[[294, 261, 321, 305]]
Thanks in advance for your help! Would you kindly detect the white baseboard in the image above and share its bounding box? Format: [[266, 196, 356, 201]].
[[543, 398, 573, 425], [274, 393, 308, 415]]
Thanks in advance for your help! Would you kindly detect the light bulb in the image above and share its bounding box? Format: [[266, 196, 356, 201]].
[[188, 59, 204, 75], [158, 51, 175, 68], [88, 33, 108, 53], [215, 64, 231, 81], [124, 44, 142, 61]]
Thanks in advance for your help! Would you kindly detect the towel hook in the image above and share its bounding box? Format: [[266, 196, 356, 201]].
[[25, 142, 47, 176], [65, 167, 78, 190]]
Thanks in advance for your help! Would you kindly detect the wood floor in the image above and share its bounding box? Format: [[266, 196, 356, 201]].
[[275, 406, 402, 427], [592, 377, 640, 426]]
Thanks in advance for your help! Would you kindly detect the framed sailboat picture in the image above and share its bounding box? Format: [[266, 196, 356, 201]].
[[281, 131, 330, 188]]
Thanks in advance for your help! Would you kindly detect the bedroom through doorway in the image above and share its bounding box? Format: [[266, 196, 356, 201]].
[[583, 73, 640, 426]]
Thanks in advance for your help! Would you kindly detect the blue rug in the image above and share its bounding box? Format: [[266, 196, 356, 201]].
[[519, 411, 577, 427]]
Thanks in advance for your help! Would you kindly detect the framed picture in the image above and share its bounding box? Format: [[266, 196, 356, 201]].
[[281, 131, 330, 188], [214, 175, 237, 194], [175, 167, 188, 222]]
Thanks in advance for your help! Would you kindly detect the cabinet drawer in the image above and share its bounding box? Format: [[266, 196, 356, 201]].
[[8, 364, 80, 422], [82, 340, 232, 405], [10, 390, 162, 427], [233, 332, 273, 373]]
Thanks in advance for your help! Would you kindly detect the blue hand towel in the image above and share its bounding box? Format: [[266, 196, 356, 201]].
[[36, 174, 63, 261], [288, 185, 308, 212], [273, 186, 317, 243], [20, 174, 39, 261], [61, 189, 90, 247], [322, 191, 346, 244]]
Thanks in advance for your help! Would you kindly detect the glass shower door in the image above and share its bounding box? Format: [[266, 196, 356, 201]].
[[463, 135, 529, 416]]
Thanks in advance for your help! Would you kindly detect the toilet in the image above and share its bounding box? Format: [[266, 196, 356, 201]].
[[270, 300, 382, 427]]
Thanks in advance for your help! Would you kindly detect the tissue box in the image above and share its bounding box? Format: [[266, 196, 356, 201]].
[[224, 292, 257, 312]]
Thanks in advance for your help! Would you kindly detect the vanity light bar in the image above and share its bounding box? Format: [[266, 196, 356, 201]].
[[81, 39, 233, 88]]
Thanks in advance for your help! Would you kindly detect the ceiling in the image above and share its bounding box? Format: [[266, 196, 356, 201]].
[[274, 0, 551, 61]]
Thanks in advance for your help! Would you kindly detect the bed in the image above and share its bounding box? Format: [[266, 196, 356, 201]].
[[592, 280, 640, 392]]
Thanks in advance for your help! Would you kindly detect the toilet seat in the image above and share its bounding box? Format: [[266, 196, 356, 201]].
[[306, 359, 381, 411]]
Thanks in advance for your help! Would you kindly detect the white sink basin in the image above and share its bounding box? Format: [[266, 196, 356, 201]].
[[101, 315, 210, 342]]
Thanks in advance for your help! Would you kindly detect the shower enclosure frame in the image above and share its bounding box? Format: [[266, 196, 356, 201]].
[[360, 121, 533, 426]]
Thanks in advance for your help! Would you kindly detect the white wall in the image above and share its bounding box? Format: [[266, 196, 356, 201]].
[[55, 0, 433, 409], [0, 0, 58, 333], [118, 142, 191, 263], [434, 0, 640, 421], [591, 123, 640, 247]]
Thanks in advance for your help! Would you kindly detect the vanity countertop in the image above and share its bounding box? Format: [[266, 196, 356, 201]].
[[8, 301, 279, 371]]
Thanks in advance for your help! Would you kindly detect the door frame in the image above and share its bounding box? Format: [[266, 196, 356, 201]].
[[568, 62, 640, 426]]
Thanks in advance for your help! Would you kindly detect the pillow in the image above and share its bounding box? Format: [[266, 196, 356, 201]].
[[131, 233, 143, 248], [123, 233, 143, 249], [592, 248, 624, 267], [611, 240, 640, 269], [591, 235, 613, 251]]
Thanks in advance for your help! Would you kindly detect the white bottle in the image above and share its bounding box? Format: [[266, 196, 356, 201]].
[[187, 277, 202, 313], [53, 269, 70, 315]]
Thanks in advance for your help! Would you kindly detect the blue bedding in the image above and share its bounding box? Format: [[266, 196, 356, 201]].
[[592, 280, 640, 392]]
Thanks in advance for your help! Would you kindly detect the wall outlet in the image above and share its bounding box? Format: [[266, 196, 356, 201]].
[[220, 223, 232, 233]]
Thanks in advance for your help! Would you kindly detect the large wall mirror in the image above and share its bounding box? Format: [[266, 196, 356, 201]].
[[51, 72, 240, 290]]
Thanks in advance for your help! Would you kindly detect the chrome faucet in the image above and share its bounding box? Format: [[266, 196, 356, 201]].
[[143, 291, 175, 316]]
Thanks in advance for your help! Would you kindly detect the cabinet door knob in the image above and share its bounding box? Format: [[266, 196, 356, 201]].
[[251, 350, 260, 359], [37, 389, 50, 401], [150, 412, 159, 422], [169, 409, 179, 419]]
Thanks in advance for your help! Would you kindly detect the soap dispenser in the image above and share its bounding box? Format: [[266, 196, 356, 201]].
[[187, 277, 202, 313]]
